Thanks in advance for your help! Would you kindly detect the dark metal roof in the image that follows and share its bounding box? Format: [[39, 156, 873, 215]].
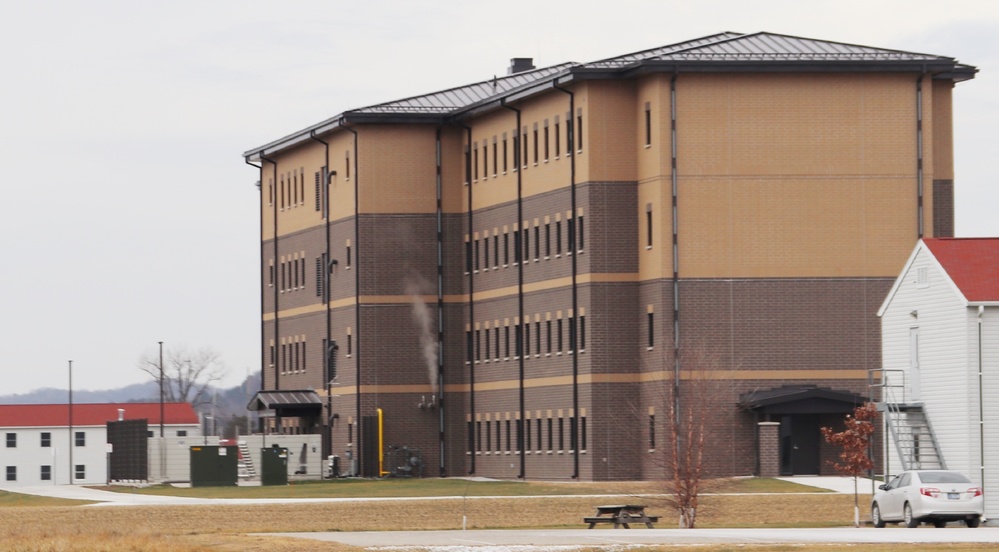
[[245, 32, 976, 159], [247, 389, 322, 412], [353, 63, 575, 115]]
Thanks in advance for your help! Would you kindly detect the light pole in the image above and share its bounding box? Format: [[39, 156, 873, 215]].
[[68, 360, 73, 485], [158, 341, 164, 438]]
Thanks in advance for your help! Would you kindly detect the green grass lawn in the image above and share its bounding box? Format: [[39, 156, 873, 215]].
[[92, 476, 822, 499]]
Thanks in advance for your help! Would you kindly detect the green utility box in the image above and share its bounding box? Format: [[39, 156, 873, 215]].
[[190, 445, 238, 487], [260, 446, 289, 486]]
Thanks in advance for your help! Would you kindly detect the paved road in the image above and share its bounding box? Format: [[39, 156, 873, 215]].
[[266, 527, 999, 547]]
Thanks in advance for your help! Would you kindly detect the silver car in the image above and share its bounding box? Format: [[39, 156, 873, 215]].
[[872, 470, 983, 528]]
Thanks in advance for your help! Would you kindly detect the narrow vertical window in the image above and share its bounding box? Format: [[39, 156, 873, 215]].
[[578, 215, 585, 251], [315, 170, 322, 211], [492, 140, 498, 176], [513, 133, 520, 170], [466, 330, 473, 363], [648, 311, 655, 348], [347, 333, 352, 355], [467, 421, 474, 453], [546, 320, 552, 354], [494, 327, 500, 360], [547, 418, 553, 451], [525, 418, 531, 451], [292, 172, 298, 205], [280, 177, 285, 208], [645, 102, 652, 146], [473, 146, 479, 180], [485, 328, 490, 361], [346, 244, 352, 268], [556, 221, 562, 255], [493, 235, 499, 267], [570, 416, 577, 451], [483, 237, 489, 270], [557, 318, 563, 352], [506, 419, 512, 452], [345, 151, 351, 179], [516, 419, 523, 452], [464, 145, 471, 183], [649, 414, 656, 449], [581, 415, 587, 450], [513, 230, 521, 263], [544, 223, 551, 257], [316, 257, 324, 297], [543, 121, 549, 161], [535, 321, 542, 355], [523, 322, 530, 357], [558, 418, 564, 450], [533, 125, 539, 164], [474, 239, 480, 271], [504, 326, 510, 358], [476, 421, 482, 452], [475, 329, 481, 361], [485, 421, 491, 452], [503, 233, 509, 265], [269, 261, 274, 287], [502, 136, 508, 172], [576, 110, 583, 152], [522, 228, 530, 261], [646, 207, 653, 247], [579, 315, 586, 350], [515, 322, 522, 357], [555, 119, 561, 157], [483, 143, 488, 178], [496, 420, 502, 451]]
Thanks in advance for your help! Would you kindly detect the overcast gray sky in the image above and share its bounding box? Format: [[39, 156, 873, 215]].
[[1, 0, 996, 396]]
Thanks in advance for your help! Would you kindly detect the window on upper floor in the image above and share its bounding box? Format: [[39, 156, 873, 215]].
[[40, 432, 50, 447], [5, 433, 14, 448]]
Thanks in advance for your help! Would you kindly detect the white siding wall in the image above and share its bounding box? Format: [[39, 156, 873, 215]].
[[974, 307, 999, 519], [881, 249, 970, 475]]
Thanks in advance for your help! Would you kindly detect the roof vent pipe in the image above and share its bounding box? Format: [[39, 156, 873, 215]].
[[118, 408, 125, 421], [508, 58, 535, 75]]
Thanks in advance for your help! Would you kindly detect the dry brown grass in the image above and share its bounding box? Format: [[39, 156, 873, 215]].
[[0, 493, 992, 551]]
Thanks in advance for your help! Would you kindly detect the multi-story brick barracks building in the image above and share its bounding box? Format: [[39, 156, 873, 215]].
[[243, 32, 976, 480]]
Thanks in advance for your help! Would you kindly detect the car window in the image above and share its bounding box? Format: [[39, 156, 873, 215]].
[[885, 475, 901, 490], [899, 473, 911, 487], [919, 471, 972, 484]]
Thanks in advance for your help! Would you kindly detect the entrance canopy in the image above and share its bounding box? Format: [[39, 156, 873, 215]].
[[738, 385, 866, 415], [247, 390, 322, 415]]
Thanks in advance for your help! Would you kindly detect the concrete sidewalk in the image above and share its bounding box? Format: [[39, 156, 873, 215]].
[[776, 476, 878, 494]]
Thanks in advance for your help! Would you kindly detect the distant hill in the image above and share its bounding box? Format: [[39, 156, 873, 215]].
[[0, 373, 262, 418]]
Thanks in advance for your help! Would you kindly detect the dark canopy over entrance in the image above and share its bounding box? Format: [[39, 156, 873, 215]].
[[739, 385, 867, 475], [247, 390, 323, 434]]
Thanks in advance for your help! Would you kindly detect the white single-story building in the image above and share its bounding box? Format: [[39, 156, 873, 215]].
[[879, 237, 999, 520], [0, 402, 200, 486]]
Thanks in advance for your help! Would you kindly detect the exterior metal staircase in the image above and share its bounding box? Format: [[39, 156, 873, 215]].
[[237, 441, 257, 479], [874, 369, 947, 471]]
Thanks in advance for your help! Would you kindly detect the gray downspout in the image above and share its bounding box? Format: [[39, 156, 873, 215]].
[[499, 101, 526, 480], [670, 74, 682, 436], [260, 151, 280, 395], [551, 81, 579, 480], [435, 126, 446, 477], [342, 122, 362, 474], [245, 158, 265, 397], [460, 123, 475, 475], [309, 130, 333, 461], [916, 73, 925, 239]]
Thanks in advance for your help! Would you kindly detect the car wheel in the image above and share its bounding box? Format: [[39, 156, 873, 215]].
[[872, 504, 886, 528], [967, 516, 981, 528], [904, 503, 919, 528], [933, 519, 947, 528]]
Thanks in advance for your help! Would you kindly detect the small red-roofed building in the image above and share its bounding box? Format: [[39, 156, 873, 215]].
[[0, 402, 200, 486], [878, 238, 999, 518]]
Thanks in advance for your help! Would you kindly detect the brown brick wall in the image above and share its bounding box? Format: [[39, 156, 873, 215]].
[[933, 179, 955, 237]]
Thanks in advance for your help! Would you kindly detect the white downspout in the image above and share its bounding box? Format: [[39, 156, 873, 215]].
[[978, 304, 986, 521]]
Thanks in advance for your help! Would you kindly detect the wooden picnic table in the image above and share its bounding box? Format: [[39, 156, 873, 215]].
[[584, 504, 659, 529]]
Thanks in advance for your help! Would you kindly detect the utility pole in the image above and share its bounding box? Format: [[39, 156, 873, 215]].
[[68, 360, 73, 484]]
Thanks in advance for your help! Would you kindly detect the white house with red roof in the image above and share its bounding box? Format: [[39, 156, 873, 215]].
[[0, 403, 200, 487], [879, 238, 999, 521]]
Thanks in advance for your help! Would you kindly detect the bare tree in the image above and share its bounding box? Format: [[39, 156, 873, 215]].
[[642, 344, 727, 529], [139, 346, 227, 408]]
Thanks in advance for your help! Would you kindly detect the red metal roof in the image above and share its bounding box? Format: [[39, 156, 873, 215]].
[[0, 402, 199, 428], [923, 238, 999, 302]]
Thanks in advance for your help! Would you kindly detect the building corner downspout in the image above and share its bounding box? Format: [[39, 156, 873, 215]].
[[309, 130, 334, 462], [460, 122, 476, 476], [978, 304, 986, 521], [551, 81, 579, 480], [341, 121, 362, 474], [259, 151, 280, 396], [498, 102, 525, 480], [916, 72, 925, 239], [670, 73, 682, 438], [435, 126, 446, 477], [245, 157, 265, 397]]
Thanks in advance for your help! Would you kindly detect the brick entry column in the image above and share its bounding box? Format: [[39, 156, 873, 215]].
[[758, 421, 781, 477]]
